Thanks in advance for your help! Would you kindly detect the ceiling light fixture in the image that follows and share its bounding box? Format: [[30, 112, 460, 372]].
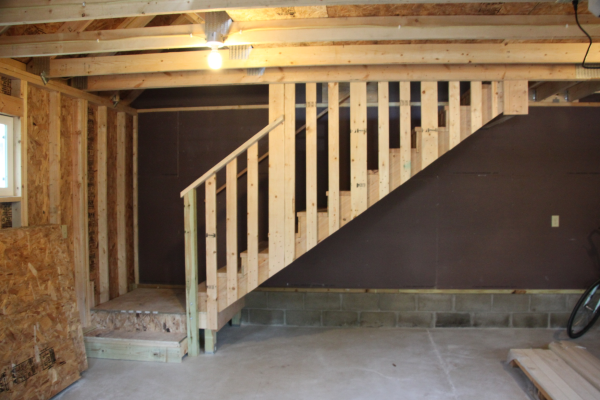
[[204, 11, 231, 70], [208, 46, 222, 70]]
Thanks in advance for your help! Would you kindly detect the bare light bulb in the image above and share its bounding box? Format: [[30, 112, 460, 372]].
[[208, 48, 222, 70]]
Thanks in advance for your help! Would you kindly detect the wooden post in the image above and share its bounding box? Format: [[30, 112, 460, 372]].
[[73, 98, 91, 326], [205, 329, 217, 355], [504, 80, 529, 115], [283, 83, 296, 264], [268, 84, 285, 276], [226, 159, 238, 306], [378, 82, 389, 200], [328, 82, 340, 235], [350, 82, 367, 220], [97, 106, 109, 304], [14, 80, 27, 226], [133, 115, 139, 285], [48, 91, 61, 224], [205, 174, 218, 331], [116, 112, 127, 296], [306, 82, 318, 251], [246, 143, 259, 290], [491, 81, 501, 118], [470, 81, 483, 133], [420, 82, 438, 169], [184, 190, 199, 357], [399, 81, 411, 183], [482, 83, 492, 125], [448, 81, 460, 150]]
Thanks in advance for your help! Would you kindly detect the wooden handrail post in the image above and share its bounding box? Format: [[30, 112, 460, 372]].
[[183, 189, 199, 356]]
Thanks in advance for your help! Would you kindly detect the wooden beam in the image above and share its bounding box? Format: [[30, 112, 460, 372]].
[[0, 92, 23, 117], [350, 82, 367, 220], [567, 81, 600, 102], [97, 106, 109, 304], [6, 15, 600, 58], [534, 81, 578, 102], [399, 81, 411, 184], [226, 159, 238, 306], [116, 112, 127, 296], [268, 84, 285, 276], [132, 115, 139, 285], [13, 80, 26, 226], [0, 4, 593, 27], [205, 174, 218, 331], [470, 81, 483, 133], [48, 91, 61, 224], [306, 82, 318, 251], [448, 81, 460, 150], [73, 98, 91, 326], [49, 42, 600, 78], [378, 82, 389, 200], [504, 80, 529, 115], [420, 82, 438, 169], [328, 82, 340, 236], [87, 64, 589, 92], [283, 83, 295, 264], [246, 142, 259, 290], [0, 60, 137, 114], [183, 190, 199, 357]]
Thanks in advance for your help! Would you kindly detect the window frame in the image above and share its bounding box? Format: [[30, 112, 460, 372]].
[[0, 114, 15, 197]]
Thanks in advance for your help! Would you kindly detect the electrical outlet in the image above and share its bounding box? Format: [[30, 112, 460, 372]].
[[551, 215, 559, 228]]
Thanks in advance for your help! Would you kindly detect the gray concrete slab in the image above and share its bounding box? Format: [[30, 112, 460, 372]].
[[55, 327, 600, 400]]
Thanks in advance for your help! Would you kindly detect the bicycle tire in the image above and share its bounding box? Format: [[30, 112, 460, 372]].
[[567, 279, 600, 338]]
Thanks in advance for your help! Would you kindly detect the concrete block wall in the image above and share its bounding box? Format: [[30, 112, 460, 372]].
[[241, 291, 581, 328]]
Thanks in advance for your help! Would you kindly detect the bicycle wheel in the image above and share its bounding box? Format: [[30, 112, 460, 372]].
[[567, 279, 600, 338]]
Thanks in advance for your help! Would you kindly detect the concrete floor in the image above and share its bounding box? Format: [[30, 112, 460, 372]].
[[55, 326, 600, 400]]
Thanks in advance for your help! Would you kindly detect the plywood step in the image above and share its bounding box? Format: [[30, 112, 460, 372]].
[[84, 328, 187, 363], [549, 341, 600, 392], [508, 348, 600, 400]]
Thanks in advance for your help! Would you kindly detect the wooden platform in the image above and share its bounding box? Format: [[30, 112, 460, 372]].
[[508, 342, 600, 400], [85, 328, 187, 363]]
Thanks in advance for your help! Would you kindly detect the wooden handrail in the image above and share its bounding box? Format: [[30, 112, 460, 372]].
[[180, 115, 284, 198], [214, 94, 351, 195]]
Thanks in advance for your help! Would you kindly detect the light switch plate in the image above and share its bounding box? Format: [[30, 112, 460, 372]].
[[551, 215, 559, 228]]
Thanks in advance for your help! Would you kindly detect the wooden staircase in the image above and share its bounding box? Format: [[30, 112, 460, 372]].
[[183, 80, 529, 355]]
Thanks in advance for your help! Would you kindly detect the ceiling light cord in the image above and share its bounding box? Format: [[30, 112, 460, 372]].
[[572, 0, 600, 69]]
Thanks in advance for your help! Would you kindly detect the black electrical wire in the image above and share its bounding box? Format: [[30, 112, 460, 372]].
[[573, 0, 600, 69]]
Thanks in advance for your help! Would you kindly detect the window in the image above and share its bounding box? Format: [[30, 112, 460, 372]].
[[0, 114, 14, 197]]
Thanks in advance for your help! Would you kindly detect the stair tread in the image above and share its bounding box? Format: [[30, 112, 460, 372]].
[[85, 328, 186, 345]]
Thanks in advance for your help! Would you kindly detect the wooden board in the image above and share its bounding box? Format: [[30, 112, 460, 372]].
[[549, 341, 600, 392], [460, 105, 471, 141], [399, 81, 411, 183], [470, 81, 483, 133], [328, 82, 340, 235], [246, 143, 259, 290], [226, 159, 238, 305], [48, 91, 61, 225], [420, 82, 438, 169], [350, 82, 367, 220], [125, 114, 134, 293], [283, 83, 296, 264], [268, 84, 285, 275], [26, 85, 50, 226], [504, 80, 529, 115], [0, 225, 87, 399], [306, 82, 318, 251], [84, 329, 187, 363], [183, 191, 199, 356], [205, 174, 218, 331], [448, 81, 460, 150], [97, 106, 109, 304], [106, 108, 119, 300], [116, 112, 127, 296], [509, 348, 600, 400], [87, 104, 99, 306], [378, 81, 389, 200]]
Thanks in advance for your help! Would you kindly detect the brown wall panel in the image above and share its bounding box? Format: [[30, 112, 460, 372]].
[[27, 85, 50, 226], [107, 108, 119, 299]]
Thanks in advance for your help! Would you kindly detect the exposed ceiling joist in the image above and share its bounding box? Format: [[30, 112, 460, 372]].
[[0, 0, 575, 26], [532, 81, 579, 101], [567, 81, 600, 101], [2, 15, 599, 59], [48, 43, 600, 78], [86, 64, 589, 91]]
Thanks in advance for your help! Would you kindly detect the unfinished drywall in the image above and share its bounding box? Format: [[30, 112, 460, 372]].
[[136, 85, 600, 289]]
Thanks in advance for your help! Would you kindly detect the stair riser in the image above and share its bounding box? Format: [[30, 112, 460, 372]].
[[90, 310, 186, 334]]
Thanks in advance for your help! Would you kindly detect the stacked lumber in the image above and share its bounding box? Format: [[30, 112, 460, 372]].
[[508, 341, 600, 400], [0, 225, 87, 399]]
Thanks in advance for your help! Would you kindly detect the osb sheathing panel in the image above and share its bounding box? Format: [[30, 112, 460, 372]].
[[227, 6, 328, 21], [125, 114, 134, 288], [0, 225, 87, 399], [60, 96, 75, 258], [27, 85, 50, 227], [87, 105, 99, 305], [107, 109, 119, 300]]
